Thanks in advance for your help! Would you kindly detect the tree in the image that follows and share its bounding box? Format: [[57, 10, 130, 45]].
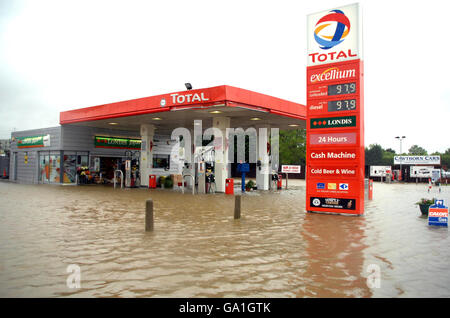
[[279, 129, 306, 165], [365, 144, 383, 165], [408, 145, 427, 155], [442, 148, 450, 169], [381, 151, 395, 165], [385, 148, 396, 154]]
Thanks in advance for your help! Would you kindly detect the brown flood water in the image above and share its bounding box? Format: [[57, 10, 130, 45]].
[[0, 181, 449, 298]]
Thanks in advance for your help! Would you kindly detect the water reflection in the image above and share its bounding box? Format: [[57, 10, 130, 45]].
[[301, 213, 370, 297]]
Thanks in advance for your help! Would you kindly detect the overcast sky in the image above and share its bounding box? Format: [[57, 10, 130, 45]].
[[1, 0, 449, 153]]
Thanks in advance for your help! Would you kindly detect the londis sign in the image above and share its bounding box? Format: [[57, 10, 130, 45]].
[[310, 115, 356, 129], [95, 136, 141, 150], [306, 3, 364, 215]]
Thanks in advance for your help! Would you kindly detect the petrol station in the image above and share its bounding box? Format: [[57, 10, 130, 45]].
[[9, 85, 306, 193]]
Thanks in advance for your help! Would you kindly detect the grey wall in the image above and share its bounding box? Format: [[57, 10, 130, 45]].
[[10, 127, 61, 183], [14, 151, 38, 184]]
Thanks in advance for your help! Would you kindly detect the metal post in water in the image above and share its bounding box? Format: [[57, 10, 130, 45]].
[[145, 199, 154, 232], [234, 194, 241, 219]]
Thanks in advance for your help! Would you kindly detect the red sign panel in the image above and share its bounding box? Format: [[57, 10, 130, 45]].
[[306, 59, 364, 215], [308, 148, 359, 162], [309, 132, 357, 145], [307, 62, 359, 85]]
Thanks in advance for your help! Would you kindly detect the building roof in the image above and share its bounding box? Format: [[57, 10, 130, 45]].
[[60, 85, 306, 133]]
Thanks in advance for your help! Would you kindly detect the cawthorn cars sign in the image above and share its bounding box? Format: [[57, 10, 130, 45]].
[[394, 156, 441, 165]]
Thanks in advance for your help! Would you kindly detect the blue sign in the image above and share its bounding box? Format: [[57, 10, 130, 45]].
[[428, 199, 448, 227], [317, 182, 325, 189], [339, 183, 349, 190], [237, 163, 250, 173]]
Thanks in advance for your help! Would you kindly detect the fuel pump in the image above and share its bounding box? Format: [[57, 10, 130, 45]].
[[197, 160, 206, 194], [205, 162, 215, 193], [271, 170, 279, 190], [131, 151, 140, 187], [182, 162, 194, 190], [125, 150, 140, 188], [125, 159, 132, 187]]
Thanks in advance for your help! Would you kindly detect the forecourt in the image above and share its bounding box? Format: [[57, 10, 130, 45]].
[[59, 85, 306, 192]]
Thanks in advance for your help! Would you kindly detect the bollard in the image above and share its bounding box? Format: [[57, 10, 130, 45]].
[[234, 195, 241, 219], [145, 199, 154, 231]]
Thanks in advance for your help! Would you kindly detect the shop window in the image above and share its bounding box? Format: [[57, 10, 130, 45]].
[[153, 154, 170, 169], [63, 154, 77, 183], [39, 151, 61, 183], [77, 155, 88, 167]]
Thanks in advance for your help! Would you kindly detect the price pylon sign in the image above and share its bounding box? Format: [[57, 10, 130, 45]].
[[306, 3, 364, 215]]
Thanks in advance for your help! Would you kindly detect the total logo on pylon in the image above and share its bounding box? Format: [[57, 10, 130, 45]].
[[314, 9, 351, 50]]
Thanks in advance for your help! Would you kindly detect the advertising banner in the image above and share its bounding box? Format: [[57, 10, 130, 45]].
[[310, 197, 356, 211], [17, 134, 50, 148], [370, 166, 392, 177], [281, 165, 301, 174], [410, 166, 434, 178], [428, 200, 448, 227]]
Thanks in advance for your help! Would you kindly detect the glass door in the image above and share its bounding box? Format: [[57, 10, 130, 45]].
[[39, 152, 50, 183], [49, 153, 61, 183]]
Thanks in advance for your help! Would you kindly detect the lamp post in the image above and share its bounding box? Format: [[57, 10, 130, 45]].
[[395, 136, 406, 181]]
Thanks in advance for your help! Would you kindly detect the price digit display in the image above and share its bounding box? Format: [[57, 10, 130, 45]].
[[328, 82, 356, 96], [328, 99, 357, 112]]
